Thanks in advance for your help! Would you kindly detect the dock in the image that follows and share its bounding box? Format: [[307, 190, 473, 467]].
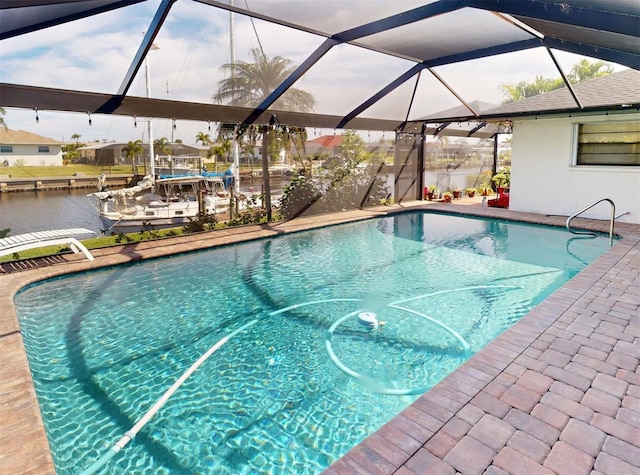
[[0, 174, 135, 192]]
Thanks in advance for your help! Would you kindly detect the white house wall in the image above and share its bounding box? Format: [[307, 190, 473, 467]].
[[0, 144, 63, 167], [510, 113, 640, 225]]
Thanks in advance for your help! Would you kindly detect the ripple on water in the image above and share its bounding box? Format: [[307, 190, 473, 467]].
[[15, 213, 612, 474]]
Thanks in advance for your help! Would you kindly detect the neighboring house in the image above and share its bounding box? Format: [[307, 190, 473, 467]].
[[485, 69, 640, 224], [0, 128, 63, 166], [307, 134, 394, 158], [305, 135, 343, 160], [78, 142, 123, 166], [166, 143, 210, 159], [78, 142, 211, 167]]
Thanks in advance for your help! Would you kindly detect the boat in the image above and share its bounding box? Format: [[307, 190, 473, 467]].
[[155, 154, 201, 176], [88, 173, 231, 234]]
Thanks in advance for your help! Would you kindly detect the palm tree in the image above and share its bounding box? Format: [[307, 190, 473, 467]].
[[153, 137, 172, 172], [212, 47, 315, 112], [122, 140, 144, 174], [500, 59, 614, 103], [154, 137, 171, 156], [568, 59, 614, 84], [219, 138, 232, 164], [500, 75, 564, 103], [195, 131, 211, 145], [208, 141, 234, 171], [71, 133, 81, 145], [287, 127, 310, 174], [0, 107, 7, 130]]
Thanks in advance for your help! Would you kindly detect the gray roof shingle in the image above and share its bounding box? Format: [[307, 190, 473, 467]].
[[483, 69, 640, 119]]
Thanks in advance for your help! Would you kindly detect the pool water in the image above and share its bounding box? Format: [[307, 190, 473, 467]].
[[15, 212, 612, 474]]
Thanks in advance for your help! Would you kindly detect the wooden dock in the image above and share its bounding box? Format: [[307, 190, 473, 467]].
[[0, 174, 134, 192]]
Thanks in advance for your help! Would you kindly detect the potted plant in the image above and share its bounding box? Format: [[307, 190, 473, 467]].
[[479, 185, 492, 196], [466, 187, 476, 198], [425, 186, 433, 200], [427, 184, 440, 200], [491, 166, 511, 192], [442, 191, 453, 203], [452, 189, 462, 199]]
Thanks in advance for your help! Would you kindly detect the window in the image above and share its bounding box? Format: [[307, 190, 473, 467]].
[[577, 122, 640, 166], [0, 145, 12, 153], [38, 146, 50, 153]]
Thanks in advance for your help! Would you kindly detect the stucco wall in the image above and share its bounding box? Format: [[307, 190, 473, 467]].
[[510, 112, 640, 224], [0, 144, 63, 166]]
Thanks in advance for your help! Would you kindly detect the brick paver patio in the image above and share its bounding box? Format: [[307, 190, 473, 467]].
[[1, 199, 638, 474]]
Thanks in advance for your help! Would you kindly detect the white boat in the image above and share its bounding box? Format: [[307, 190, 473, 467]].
[[88, 174, 231, 234]]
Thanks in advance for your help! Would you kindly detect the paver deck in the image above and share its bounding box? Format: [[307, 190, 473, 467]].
[[1, 199, 638, 474]]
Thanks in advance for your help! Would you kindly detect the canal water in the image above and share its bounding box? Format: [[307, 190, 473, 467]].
[[0, 189, 102, 236], [0, 180, 290, 236]]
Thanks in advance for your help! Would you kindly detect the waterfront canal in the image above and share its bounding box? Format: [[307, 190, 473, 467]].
[[0, 180, 291, 236]]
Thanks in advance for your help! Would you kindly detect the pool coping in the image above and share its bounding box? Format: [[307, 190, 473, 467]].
[[1, 199, 638, 474]]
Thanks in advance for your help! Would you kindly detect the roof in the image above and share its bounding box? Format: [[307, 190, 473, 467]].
[[1, 1, 638, 132], [425, 68, 640, 122], [310, 135, 344, 148], [0, 129, 62, 145], [77, 142, 121, 150], [485, 68, 640, 119], [416, 100, 500, 121]]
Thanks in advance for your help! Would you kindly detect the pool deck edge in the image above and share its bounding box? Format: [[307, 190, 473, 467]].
[[325, 205, 640, 474], [1, 200, 638, 474]]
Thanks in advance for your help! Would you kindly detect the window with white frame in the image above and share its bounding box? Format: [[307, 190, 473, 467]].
[[38, 146, 50, 153], [576, 122, 640, 166], [0, 145, 13, 153]]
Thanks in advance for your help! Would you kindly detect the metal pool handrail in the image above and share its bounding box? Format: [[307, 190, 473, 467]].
[[566, 198, 615, 245]]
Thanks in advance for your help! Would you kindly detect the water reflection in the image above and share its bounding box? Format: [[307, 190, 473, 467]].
[[0, 189, 102, 235]]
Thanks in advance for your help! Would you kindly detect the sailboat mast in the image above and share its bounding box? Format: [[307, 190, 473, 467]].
[[145, 44, 159, 180], [230, 2, 240, 195]]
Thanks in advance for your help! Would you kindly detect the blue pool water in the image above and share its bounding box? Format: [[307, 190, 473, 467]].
[[15, 212, 612, 474]]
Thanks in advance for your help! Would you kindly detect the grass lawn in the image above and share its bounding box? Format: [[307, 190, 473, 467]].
[[0, 162, 251, 178], [0, 164, 134, 178], [0, 214, 271, 263], [0, 227, 188, 263]]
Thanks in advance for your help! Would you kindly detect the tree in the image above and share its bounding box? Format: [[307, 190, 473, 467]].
[[62, 144, 80, 164], [0, 107, 7, 130], [122, 139, 144, 174], [279, 130, 390, 218], [212, 47, 315, 112], [220, 138, 232, 163], [568, 59, 614, 84], [62, 134, 84, 164], [500, 75, 564, 103], [286, 127, 310, 173], [195, 131, 211, 145], [154, 137, 171, 156], [500, 59, 614, 103], [240, 140, 257, 169]]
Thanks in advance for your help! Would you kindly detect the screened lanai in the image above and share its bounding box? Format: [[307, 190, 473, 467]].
[[2, 3, 640, 475], [1, 0, 638, 214]]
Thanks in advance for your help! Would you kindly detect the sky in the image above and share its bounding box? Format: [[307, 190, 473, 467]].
[[0, 0, 627, 146]]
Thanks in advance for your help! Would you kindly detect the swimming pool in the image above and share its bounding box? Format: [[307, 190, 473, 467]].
[[15, 211, 613, 474]]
